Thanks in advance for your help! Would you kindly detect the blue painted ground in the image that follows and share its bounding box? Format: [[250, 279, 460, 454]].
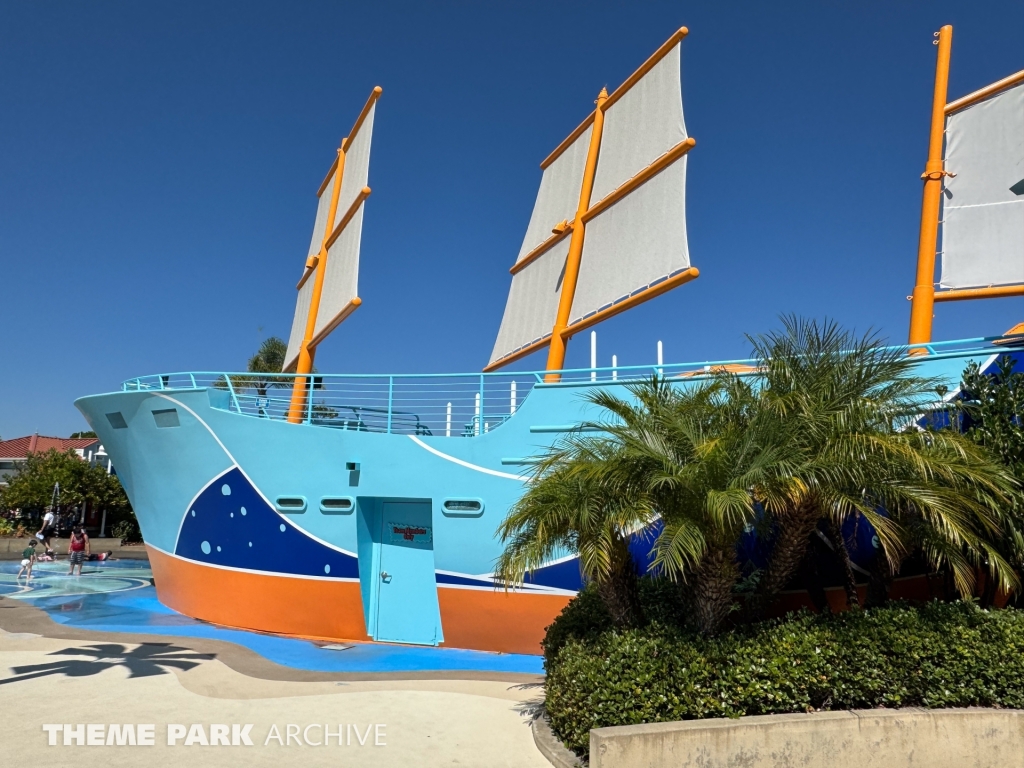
[[0, 559, 545, 675]]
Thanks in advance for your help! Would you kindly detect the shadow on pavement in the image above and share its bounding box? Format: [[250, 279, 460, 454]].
[[0, 642, 214, 685]]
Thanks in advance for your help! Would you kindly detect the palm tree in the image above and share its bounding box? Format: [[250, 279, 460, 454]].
[[745, 317, 1020, 613], [244, 336, 289, 396], [496, 317, 1022, 636], [215, 337, 291, 405], [495, 438, 656, 628], [585, 375, 799, 635], [497, 375, 796, 635]]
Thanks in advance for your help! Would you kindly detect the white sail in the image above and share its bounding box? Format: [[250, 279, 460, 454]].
[[489, 237, 570, 365], [284, 95, 378, 371], [517, 125, 592, 262], [488, 34, 694, 368], [307, 174, 336, 259], [314, 206, 364, 344], [571, 40, 690, 325], [590, 42, 686, 203], [335, 102, 376, 229], [571, 158, 689, 325], [284, 275, 315, 372], [489, 126, 593, 365], [315, 103, 375, 343], [940, 81, 1024, 290]]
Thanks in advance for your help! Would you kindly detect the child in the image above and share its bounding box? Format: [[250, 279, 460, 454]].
[[17, 540, 37, 579]]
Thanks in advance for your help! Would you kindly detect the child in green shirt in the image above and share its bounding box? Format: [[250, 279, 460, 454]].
[[17, 540, 37, 579]]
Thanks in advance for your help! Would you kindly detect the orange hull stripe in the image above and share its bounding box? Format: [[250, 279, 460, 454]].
[[147, 546, 371, 642], [148, 547, 571, 655], [437, 587, 570, 656]]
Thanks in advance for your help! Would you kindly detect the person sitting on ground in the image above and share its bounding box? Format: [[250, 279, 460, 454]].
[[66, 526, 90, 576], [17, 540, 38, 580]]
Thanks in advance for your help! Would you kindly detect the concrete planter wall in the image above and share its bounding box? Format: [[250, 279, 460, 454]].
[[589, 708, 1024, 768]]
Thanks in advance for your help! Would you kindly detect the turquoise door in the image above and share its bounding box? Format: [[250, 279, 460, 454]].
[[374, 501, 443, 645]]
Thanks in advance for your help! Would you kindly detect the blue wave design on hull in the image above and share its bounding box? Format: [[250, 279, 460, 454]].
[[175, 467, 359, 579]]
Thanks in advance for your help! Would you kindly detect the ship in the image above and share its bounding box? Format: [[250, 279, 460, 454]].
[[75, 27, 1024, 655]]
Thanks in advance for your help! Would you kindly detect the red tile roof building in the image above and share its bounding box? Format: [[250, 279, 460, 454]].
[[0, 435, 99, 459], [0, 434, 103, 488]]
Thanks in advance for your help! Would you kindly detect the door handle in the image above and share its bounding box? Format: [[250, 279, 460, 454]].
[[380, 571, 391, 583]]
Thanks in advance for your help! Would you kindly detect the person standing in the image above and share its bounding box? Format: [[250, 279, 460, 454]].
[[67, 526, 89, 576], [36, 506, 57, 555], [17, 540, 37, 579]]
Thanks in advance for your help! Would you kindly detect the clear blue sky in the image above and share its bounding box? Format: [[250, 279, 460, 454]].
[[1, 1, 1022, 438]]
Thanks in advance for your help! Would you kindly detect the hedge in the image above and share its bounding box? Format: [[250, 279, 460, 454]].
[[545, 595, 1024, 755]]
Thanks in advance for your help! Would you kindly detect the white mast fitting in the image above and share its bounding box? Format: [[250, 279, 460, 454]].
[[488, 30, 698, 371]]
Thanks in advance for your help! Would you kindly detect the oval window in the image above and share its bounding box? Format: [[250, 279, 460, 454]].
[[320, 497, 354, 514], [442, 499, 484, 517], [275, 497, 307, 513]]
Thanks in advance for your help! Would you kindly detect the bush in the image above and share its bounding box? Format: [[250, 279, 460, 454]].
[[0, 518, 13, 536], [541, 579, 686, 666], [111, 519, 142, 544], [545, 600, 1024, 755]]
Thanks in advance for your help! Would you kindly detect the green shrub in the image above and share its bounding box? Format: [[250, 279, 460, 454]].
[[545, 601, 1024, 756], [111, 519, 141, 544], [0, 518, 14, 536], [542, 580, 687, 666]]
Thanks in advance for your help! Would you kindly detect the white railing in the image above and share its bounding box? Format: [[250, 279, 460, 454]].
[[119, 336, 1017, 436]]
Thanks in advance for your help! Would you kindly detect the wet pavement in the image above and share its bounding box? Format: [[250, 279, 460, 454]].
[[0, 559, 545, 675]]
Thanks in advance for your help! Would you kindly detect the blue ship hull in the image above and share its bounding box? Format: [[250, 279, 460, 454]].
[[74, 342, 1012, 653]]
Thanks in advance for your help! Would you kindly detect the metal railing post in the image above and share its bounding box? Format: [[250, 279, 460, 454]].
[[446, 402, 452, 437], [591, 331, 597, 381], [306, 374, 314, 424], [225, 376, 241, 413], [478, 374, 485, 435], [386, 376, 394, 434]]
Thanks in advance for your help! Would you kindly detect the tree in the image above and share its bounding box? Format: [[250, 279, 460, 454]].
[[248, 336, 288, 376], [0, 449, 134, 533], [737, 318, 1019, 614], [496, 438, 656, 628], [215, 336, 292, 400], [496, 317, 1022, 637], [954, 355, 1024, 604], [69, 431, 97, 439], [584, 376, 799, 635], [959, 355, 1024, 479]]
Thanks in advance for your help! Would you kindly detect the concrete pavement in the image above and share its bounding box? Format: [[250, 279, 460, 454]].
[[0, 610, 551, 767]]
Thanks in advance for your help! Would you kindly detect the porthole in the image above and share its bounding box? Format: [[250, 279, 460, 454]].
[[106, 412, 128, 430], [320, 497, 354, 515], [275, 497, 307, 513], [441, 498, 484, 517]]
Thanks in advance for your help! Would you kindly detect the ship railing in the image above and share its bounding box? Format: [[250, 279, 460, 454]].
[[118, 335, 1019, 436]]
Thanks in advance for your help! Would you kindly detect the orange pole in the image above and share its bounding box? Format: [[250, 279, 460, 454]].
[[945, 68, 1024, 114], [287, 146, 347, 422], [559, 267, 700, 339], [543, 88, 607, 381], [908, 25, 952, 351], [934, 284, 1024, 303]]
